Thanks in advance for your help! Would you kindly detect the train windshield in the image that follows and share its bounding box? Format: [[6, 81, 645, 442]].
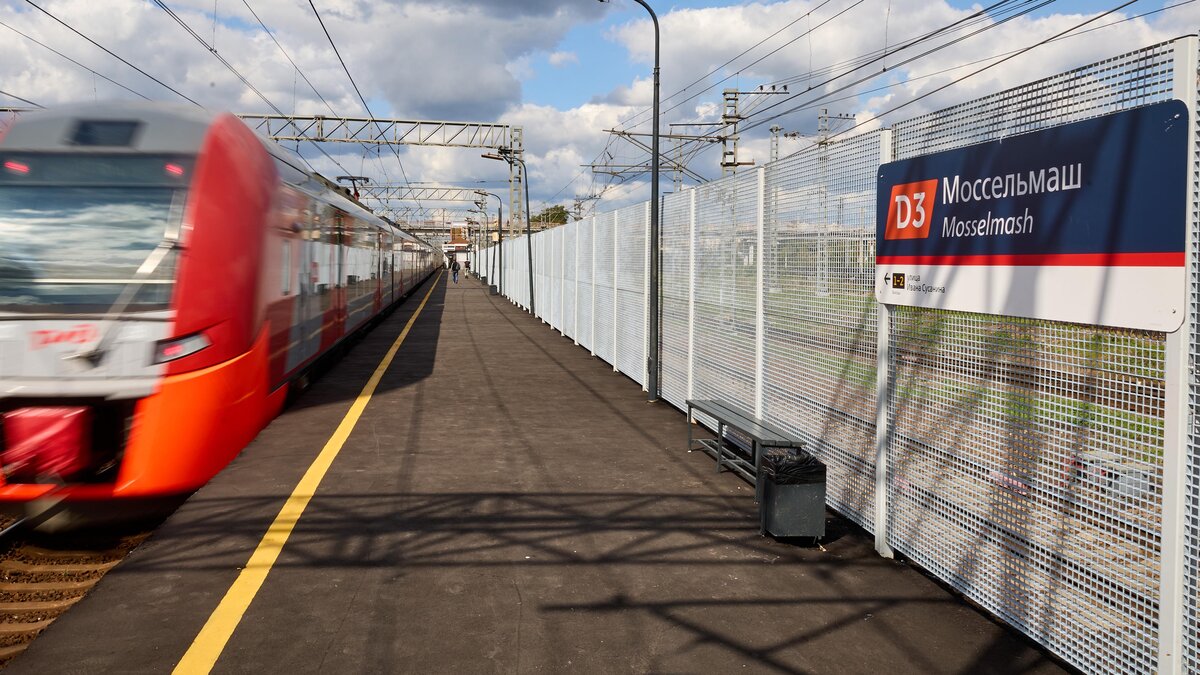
[[0, 153, 193, 313]]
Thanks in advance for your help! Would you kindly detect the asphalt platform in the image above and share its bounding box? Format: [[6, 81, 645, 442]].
[[11, 272, 1068, 674]]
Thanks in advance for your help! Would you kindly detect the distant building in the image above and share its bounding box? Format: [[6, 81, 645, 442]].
[[444, 223, 472, 264]]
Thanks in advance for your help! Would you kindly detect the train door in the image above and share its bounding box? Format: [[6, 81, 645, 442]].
[[375, 229, 385, 312], [296, 205, 319, 367], [334, 209, 346, 338], [391, 239, 398, 303]]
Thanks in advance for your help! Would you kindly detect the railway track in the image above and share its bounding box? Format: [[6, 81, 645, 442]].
[[0, 521, 150, 667]]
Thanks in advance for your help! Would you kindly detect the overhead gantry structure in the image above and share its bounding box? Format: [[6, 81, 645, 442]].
[[236, 113, 525, 233], [355, 184, 498, 238]]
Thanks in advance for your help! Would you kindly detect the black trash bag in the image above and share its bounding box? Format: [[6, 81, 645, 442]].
[[762, 449, 826, 485]]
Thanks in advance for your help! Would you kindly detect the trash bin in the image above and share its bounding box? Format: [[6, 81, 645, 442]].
[[759, 448, 826, 538]]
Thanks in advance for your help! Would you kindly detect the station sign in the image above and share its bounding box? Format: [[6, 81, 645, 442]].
[[876, 99, 1188, 331]]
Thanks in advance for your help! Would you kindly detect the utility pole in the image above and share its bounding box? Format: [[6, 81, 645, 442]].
[[720, 89, 743, 177], [718, 86, 789, 176], [816, 109, 852, 298], [817, 108, 856, 145], [572, 195, 599, 221], [672, 136, 684, 191], [769, 125, 782, 163]]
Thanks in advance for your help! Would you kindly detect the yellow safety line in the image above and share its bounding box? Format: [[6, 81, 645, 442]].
[[173, 271, 442, 674]]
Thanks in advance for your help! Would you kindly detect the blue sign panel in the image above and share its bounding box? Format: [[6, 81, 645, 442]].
[[875, 99, 1189, 331]]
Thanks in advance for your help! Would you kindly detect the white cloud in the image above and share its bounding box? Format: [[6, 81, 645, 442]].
[[0, 0, 1193, 219], [547, 50, 578, 67]]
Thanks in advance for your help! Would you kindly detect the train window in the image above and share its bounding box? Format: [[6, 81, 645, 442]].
[[0, 153, 191, 312], [69, 120, 141, 147]]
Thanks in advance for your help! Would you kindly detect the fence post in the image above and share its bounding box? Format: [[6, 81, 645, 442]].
[[591, 216, 597, 356], [754, 166, 766, 418], [644, 201, 651, 390], [688, 188, 697, 401], [1157, 34, 1198, 675], [574, 221, 580, 345], [558, 226, 565, 335], [874, 128, 896, 559], [613, 212, 620, 372]]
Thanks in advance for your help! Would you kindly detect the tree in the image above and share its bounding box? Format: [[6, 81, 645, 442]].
[[532, 205, 569, 226]]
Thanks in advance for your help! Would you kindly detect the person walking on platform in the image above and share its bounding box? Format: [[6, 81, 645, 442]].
[[451, 259, 461, 284]]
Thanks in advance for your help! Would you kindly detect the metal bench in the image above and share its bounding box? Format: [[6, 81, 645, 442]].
[[686, 399, 806, 501]]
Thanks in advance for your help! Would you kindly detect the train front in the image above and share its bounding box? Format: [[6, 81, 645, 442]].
[[0, 104, 275, 528]]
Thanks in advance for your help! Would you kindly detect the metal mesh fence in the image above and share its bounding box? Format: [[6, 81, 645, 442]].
[[546, 231, 555, 327], [887, 40, 1177, 675], [563, 224, 577, 341], [762, 132, 880, 530], [616, 203, 647, 386], [661, 191, 691, 409], [483, 36, 1198, 675], [552, 226, 563, 333], [1182, 38, 1200, 675], [593, 211, 616, 365], [578, 217, 595, 352], [535, 232, 549, 326], [691, 172, 758, 406]]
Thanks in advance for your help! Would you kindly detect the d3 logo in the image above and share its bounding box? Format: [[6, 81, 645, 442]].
[[885, 179, 938, 240]]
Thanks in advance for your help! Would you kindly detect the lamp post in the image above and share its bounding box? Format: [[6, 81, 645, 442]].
[[475, 190, 503, 295], [598, 0, 660, 401], [482, 150, 535, 316]]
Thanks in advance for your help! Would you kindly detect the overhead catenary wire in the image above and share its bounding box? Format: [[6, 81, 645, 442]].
[[765, 0, 1039, 89], [547, 0, 846, 206], [0, 89, 42, 108], [0, 19, 151, 101], [617, 0, 1024, 135], [759, 0, 1197, 130], [720, 0, 1055, 132], [239, 0, 338, 116], [571, 0, 1040, 199], [650, 0, 865, 124], [610, 0, 1166, 185], [308, 0, 422, 213], [23, 0, 203, 107], [614, 0, 839, 132], [240, 0, 397, 209], [150, 0, 353, 177], [655, 0, 1059, 167], [822, 0, 1143, 142]]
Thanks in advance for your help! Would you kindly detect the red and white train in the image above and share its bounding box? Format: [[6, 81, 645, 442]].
[[0, 103, 437, 527]]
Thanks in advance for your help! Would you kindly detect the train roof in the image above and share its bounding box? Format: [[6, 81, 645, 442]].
[[0, 102, 214, 154], [1, 102, 433, 249]]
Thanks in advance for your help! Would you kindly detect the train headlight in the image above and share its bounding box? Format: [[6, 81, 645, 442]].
[[153, 332, 211, 364]]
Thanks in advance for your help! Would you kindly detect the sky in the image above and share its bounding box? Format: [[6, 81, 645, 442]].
[[0, 0, 1195, 220]]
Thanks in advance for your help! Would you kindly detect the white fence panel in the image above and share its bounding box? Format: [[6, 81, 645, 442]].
[[690, 172, 757, 406], [616, 203, 647, 385], [661, 191, 691, 409], [577, 217, 595, 352], [562, 223, 577, 341], [593, 211, 617, 366]]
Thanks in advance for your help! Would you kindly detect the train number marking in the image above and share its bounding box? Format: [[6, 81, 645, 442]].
[[30, 324, 99, 350]]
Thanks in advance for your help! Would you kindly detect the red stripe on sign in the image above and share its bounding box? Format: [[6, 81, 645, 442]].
[[876, 252, 1185, 267]]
